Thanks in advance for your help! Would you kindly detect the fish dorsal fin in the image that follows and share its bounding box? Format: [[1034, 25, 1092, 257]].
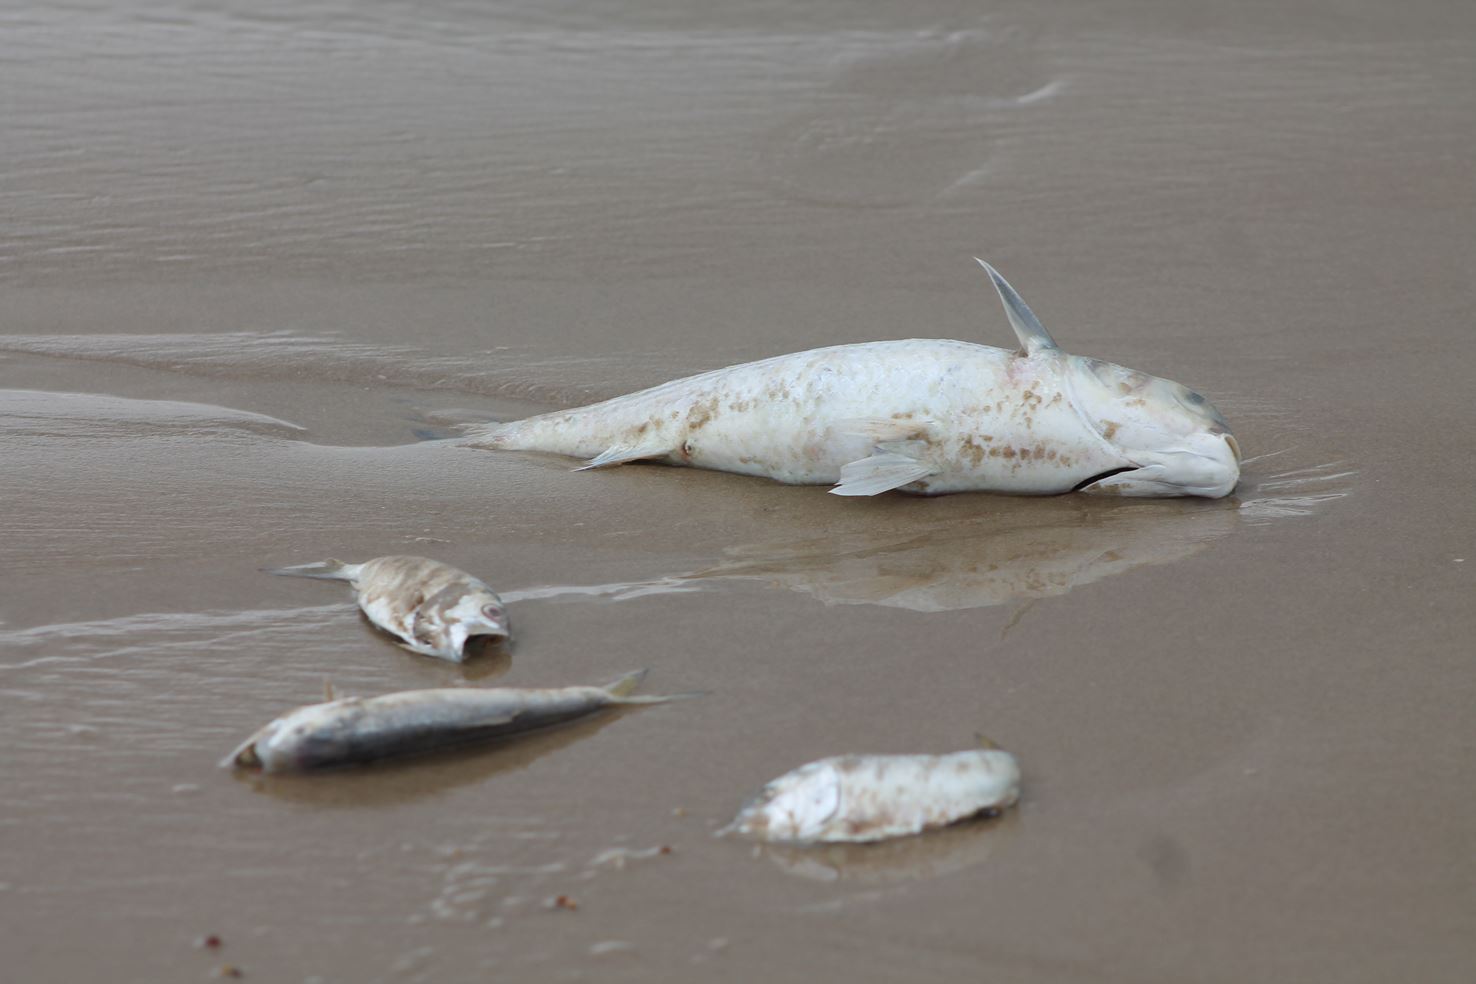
[[974, 258, 1058, 356]]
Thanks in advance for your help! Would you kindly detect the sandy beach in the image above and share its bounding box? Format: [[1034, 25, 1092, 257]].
[[3, 2, 1474, 981]]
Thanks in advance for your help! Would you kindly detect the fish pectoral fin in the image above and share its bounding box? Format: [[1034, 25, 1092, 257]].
[[830, 452, 935, 497], [833, 417, 938, 444], [574, 439, 675, 471]]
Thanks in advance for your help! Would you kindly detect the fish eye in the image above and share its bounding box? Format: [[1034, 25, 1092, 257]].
[[481, 604, 504, 620], [1183, 390, 1206, 405]]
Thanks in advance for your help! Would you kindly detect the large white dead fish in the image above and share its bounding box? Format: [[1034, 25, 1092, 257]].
[[264, 555, 508, 662], [465, 260, 1240, 498], [719, 748, 1021, 844], [222, 669, 685, 772]]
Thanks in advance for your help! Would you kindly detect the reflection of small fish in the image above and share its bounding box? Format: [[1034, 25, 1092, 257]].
[[761, 810, 1017, 884], [467, 261, 1239, 498], [265, 555, 509, 662], [222, 669, 687, 773], [721, 749, 1021, 843]]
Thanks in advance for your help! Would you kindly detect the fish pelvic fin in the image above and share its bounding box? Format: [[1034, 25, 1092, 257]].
[[575, 438, 676, 471], [831, 451, 935, 497], [975, 258, 1058, 356], [602, 668, 706, 705], [261, 559, 361, 581]]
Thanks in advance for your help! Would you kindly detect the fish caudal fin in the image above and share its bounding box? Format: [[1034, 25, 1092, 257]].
[[261, 559, 361, 582], [602, 668, 705, 705], [575, 438, 675, 471], [456, 422, 513, 450], [831, 452, 934, 496]]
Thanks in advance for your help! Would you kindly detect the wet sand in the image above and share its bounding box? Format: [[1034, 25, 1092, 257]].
[[3, 2, 1474, 981]]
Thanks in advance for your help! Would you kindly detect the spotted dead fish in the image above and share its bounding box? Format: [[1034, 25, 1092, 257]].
[[719, 748, 1021, 844], [222, 669, 686, 772], [264, 555, 508, 662], [465, 261, 1240, 498]]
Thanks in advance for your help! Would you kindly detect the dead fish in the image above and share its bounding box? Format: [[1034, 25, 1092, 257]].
[[264, 555, 508, 662], [465, 260, 1240, 498], [222, 669, 686, 772], [719, 748, 1021, 844]]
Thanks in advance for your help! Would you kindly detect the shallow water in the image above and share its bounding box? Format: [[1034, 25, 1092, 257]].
[[3, 2, 1474, 982]]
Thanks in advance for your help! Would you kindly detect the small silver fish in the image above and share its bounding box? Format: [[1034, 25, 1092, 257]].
[[721, 748, 1021, 843], [265, 555, 509, 662], [222, 669, 686, 772]]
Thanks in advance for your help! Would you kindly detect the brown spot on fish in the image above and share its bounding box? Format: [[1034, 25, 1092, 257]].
[[1002, 446, 1016, 459], [686, 396, 721, 431], [1101, 420, 1120, 440]]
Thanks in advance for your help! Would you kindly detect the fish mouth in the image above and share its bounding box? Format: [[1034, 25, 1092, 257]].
[[464, 621, 510, 645], [220, 739, 262, 771]]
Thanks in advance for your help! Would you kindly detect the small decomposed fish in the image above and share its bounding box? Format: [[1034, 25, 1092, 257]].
[[222, 669, 688, 772], [465, 260, 1240, 498], [264, 555, 508, 662], [720, 748, 1021, 844]]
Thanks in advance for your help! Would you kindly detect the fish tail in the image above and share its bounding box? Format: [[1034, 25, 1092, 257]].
[[261, 559, 359, 581], [456, 421, 514, 450], [602, 668, 705, 704]]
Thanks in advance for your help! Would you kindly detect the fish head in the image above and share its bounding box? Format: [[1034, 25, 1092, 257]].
[[726, 762, 843, 842], [220, 701, 360, 772], [440, 591, 511, 658], [1063, 354, 1240, 498], [973, 259, 1239, 499]]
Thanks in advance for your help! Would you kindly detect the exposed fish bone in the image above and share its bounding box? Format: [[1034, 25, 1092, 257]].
[[222, 669, 688, 772], [720, 749, 1021, 844], [465, 260, 1240, 498], [264, 555, 508, 662]]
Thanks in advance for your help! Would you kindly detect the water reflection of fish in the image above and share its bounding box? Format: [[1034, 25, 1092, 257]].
[[223, 669, 687, 773], [760, 810, 1020, 884], [513, 498, 1240, 614], [264, 555, 509, 662], [688, 499, 1240, 612], [466, 261, 1241, 498], [721, 749, 1021, 843]]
